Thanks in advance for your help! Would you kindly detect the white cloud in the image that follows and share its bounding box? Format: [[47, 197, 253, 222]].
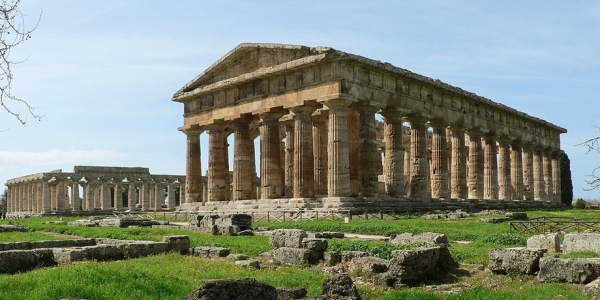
[[0, 149, 120, 169]]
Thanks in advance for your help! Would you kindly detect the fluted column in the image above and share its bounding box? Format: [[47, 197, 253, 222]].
[[510, 142, 524, 200], [543, 148, 554, 201], [497, 136, 512, 200], [429, 119, 449, 199], [55, 179, 66, 212], [290, 105, 319, 198], [312, 109, 328, 196], [552, 151, 562, 202], [71, 179, 81, 212], [348, 109, 360, 196], [154, 181, 163, 210], [356, 105, 379, 197], [259, 112, 285, 199], [323, 99, 352, 197], [467, 130, 484, 199], [183, 128, 204, 203], [98, 178, 110, 210], [85, 181, 95, 211], [179, 181, 186, 204], [167, 180, 175, 210], [127, 180, 137, 209], [483, 134, 499, 200], [449, 127, 467, 199], [111, 179, 122, 210], [407, 115, 429, 199], [232, 116, 255, 201], [206, 122, 229, 202], [381, 109, 406, 197], [522, 144, 534, 200], [280, 114, 294, 197], [533, 146, 545, 200], [41, 180, 50, 212], [140, 179, 150, 211]]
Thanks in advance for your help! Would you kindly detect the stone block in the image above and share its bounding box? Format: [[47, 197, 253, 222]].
[[527, 233, 560, 253], [301, 238, 328, 251], [275, 287, 307, 300], [191, 246, 231, 258], [235, 259, 260, 269], [390, 232, 448, 247], [185, 278, 278, 300], [237, 230, 254, 236], [0, 225, 27, 232], [162, 235, 191, 254], [506, 212, 528, 220], [0, 249, 56, 274], [388, 247, 440, 282], [488, 247, 545, 274], [480, 217, 510, 223], [119, 242, 169, 258], [538, 257, 600, 283], [227, 253, 249, 261], [321, 232, 345, 239], [269, 229, 307, 248], [321, 273, 362, 300], [348, 256, 389, 275], [341, 251, 371, 263], [323, 251, 340, 266], [563, 233, 600, 253], [271, 247, 320, 266]]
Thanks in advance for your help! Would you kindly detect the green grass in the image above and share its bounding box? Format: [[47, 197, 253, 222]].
[[0, 231, 68, 243]]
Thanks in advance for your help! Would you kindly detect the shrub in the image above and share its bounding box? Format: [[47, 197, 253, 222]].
[[481, 233, 526, 246], [573, 198, 587, 209]]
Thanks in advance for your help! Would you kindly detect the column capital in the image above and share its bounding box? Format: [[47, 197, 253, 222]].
[[405, 113, 428, 124], [497, 135, 512, 145], [381, 107, 410, 120], [205, 120, 228, 132], [467, 127, 488, 137], [321, 98, 354, 109], [279, 113, 295, 126], [180, 125, 205, 136], [427, 118, 449, 129], [289, 102, 321, 115], [352, 102, 381, 114], [311, 108, 328, 123], [258, 110, 286, 121], [232, 113, 254, 125]]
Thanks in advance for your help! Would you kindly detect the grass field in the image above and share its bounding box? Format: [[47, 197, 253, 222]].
[[0, 209, 598, 299]]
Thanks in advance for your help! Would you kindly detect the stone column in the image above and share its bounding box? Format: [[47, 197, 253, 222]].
[[498, 136, 512, 200], [41, 180, 50, 212], [348, 109, 360, 196], [483, 134, 499, 200], [140, 179, 150, 211], [407, 115, 429, 199], [154, 181, 163, 210], [533, 146, 545, 200], [449, 126, 467, 199], [522, 144, 534, 200], [98, 178, 110, 211], [112, 179, 122, 210], [552, 151, 562, 202], [167, 180, 176, 210], [71, 179, 81, 212], [128, 180, 137, 209], [79, 181, 88, 211], [323, 99, 352, 197], [357, 105, 380, 197], [381, 109, 406, 197], [290, 105, 319, 199], [259, 112, 285, 199], [429, 119, 449, 199], [543, 148, 554, 201], [206, 123, 229, 202], [232, 116, 255, 201], [179, 181, 186, 204], [312, 108, 328, 196], [467, 130, 484, 199], [55, 179, 65, 212], [281, 114, 294, 197], [510, 142, 524, 200], [184, 128, 204, 203], [85, 181, 95, 211]]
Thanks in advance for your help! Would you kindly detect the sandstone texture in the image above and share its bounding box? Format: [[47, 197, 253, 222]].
[[488, 248, 545, 274], [538, 257, 600, 284], [527, 233, 560, 253]]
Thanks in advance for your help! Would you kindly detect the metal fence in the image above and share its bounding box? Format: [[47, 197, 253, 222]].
[[510, 217, 600, 234]]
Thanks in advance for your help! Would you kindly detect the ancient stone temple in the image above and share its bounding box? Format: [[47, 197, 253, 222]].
[[173, 43, 567, 211], [5, 166, 185, 216]]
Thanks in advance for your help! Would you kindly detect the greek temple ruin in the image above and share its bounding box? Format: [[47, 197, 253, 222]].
[[5, 166, 185, 216], [173, 43, 567, 211]]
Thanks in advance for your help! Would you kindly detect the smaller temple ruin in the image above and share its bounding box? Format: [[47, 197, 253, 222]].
[[5, 166, 185, 216]]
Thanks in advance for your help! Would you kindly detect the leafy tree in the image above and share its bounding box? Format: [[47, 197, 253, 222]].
[[560, 151, 573, 206], [1, 0, 41, 125]]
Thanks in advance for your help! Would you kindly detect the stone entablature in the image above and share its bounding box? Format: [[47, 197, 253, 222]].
[[173, 43, 567, 210], [5, 166, 185, 215]]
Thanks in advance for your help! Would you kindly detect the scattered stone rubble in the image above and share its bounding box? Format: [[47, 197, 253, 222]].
[[0, 224, 28, 232], [67, 216, 165, 228], [390, 232, 448, 247]]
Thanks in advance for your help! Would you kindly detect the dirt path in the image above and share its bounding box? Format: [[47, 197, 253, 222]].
[[343, 233, 390, 241], [40, 231, 84, 240]]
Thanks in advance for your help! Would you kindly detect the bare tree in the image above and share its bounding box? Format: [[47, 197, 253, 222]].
[[1, 0, 41, 125], [578, 125, 600, 190]]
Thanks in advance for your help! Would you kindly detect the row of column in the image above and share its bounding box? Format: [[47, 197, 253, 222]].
[[184, 99, 562, 203], [6, 178, 184, 213]]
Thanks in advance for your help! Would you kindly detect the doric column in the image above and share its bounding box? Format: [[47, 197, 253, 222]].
[[348, 109, 360, 196], [467, 129, 484, 199], [483, 133, 499, 200], [154, 181, 163, 210], [449, 126, 467, 199], [497, 136, 512, 200], [406, 115, 429, 199], [552, 151, 562, 202], [71, 178, 81, 212], [98, 178, 111, 211], [140, 179, 150, 211], [167, 180, 176, 210], [179, 181, 186, 204], [429, 119, 449, 199], [290, 104, 319, 198], [356, 104, 380, 197], [312, 108, 328, 196], [522, 144, 534, 200], [113, 179, 123, 210], [510, 141, 524, 200], [206, 122, 229, 202], [533, 146, 545, 200], [55, 179, 66, 212], [323, 99, 352, 197], [281, 114, 294, 197], [127, 179, 137, 209], [259, 111, 285, 199], [79, 181, 88, 211], [41, 180, 50, 212], [85, 180, 95, 211], [543, 148, 554, 201], [381, 109, 406, 197], [183, 128, 204, 203], [232, 115, 255, 201]]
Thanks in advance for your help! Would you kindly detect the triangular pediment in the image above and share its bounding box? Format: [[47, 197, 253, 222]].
[[176, 43, 323, 95]]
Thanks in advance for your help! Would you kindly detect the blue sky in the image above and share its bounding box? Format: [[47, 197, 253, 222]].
[[1, 1, 599, 200]]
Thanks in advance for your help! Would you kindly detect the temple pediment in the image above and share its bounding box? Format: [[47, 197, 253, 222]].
[[175, 43, 332, 96]]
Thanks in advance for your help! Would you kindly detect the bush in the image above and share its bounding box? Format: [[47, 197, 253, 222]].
[[481, 233, 526, 246], [573, 198, 587, 209]]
